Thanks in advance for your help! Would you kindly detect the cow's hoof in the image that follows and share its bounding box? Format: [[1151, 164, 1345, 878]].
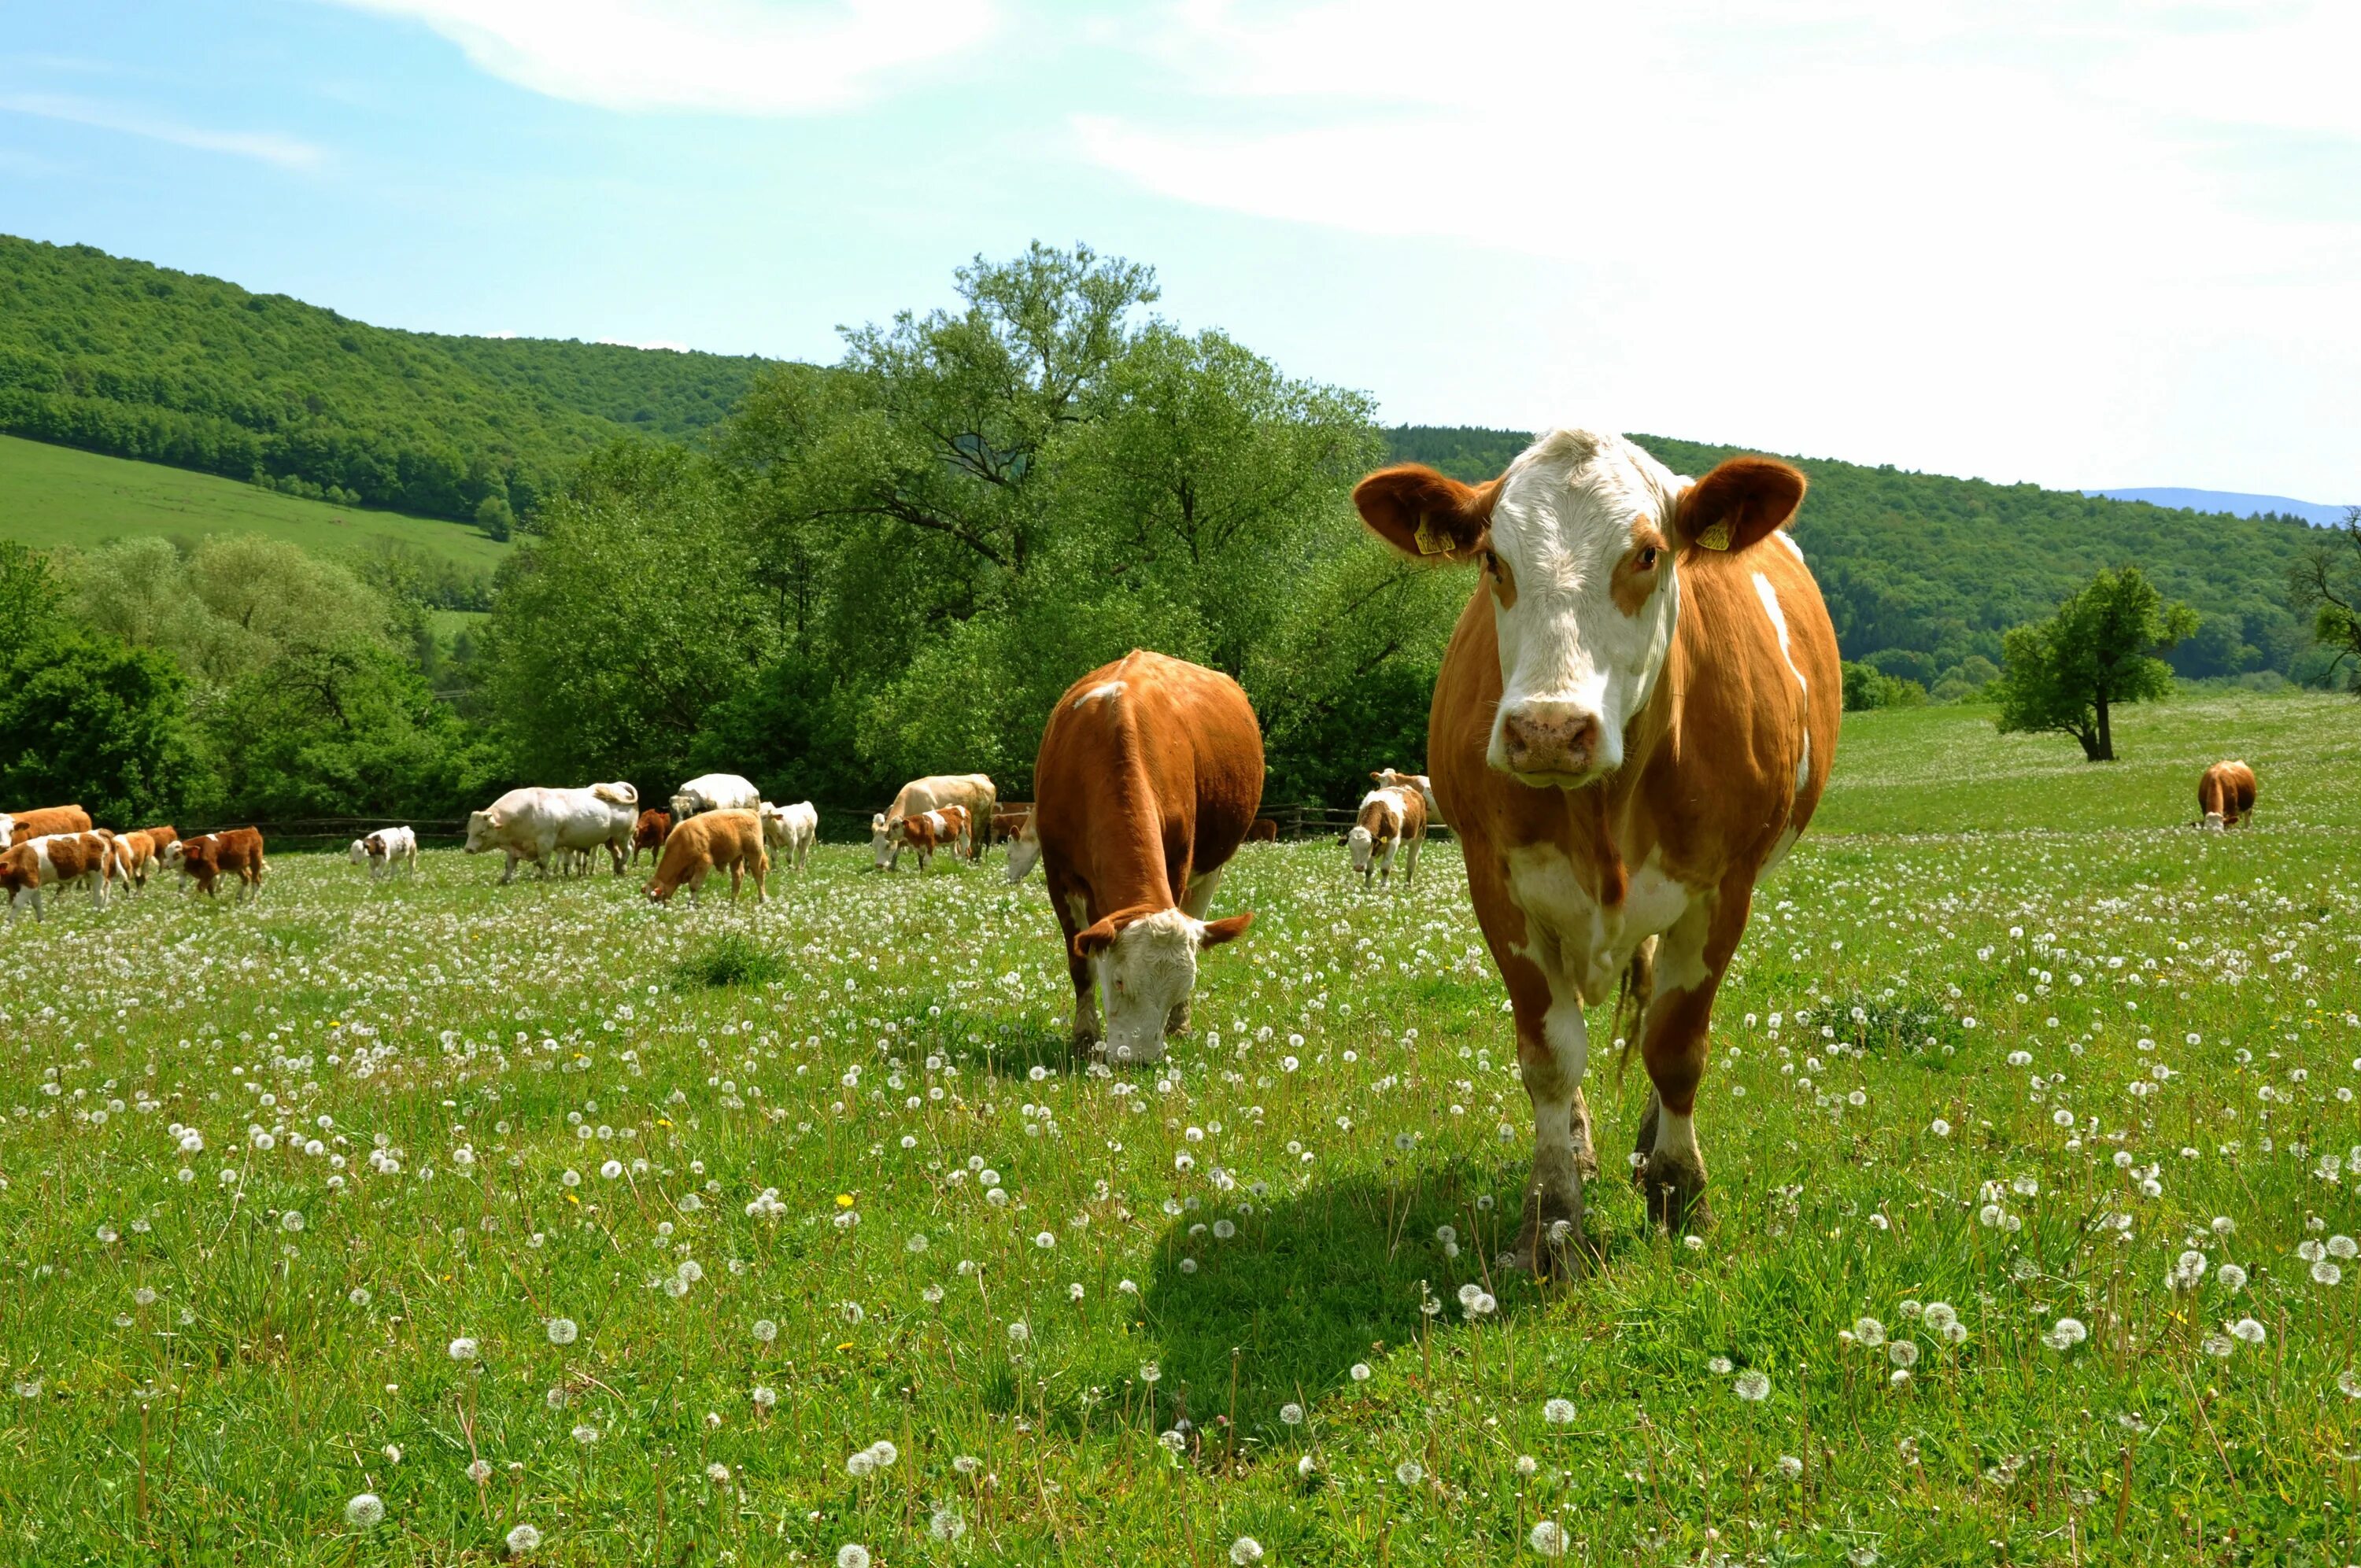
[[1636, 1152, 1711, 1234], [1513, 1189, 1587, 1280]]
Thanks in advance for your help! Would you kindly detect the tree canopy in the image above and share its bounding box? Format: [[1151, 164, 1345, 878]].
[[1993, 566, 2197, 761]]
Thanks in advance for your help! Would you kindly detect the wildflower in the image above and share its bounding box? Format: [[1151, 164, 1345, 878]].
[[1140, 1361, 1161, 1384], [504, 1523, 541, 1555], [2201, 1334, 2234, 1358], [1007, 1321, 1031, 1345], [952, 1454, 983, 1475], [1707, 1355, 1733, 1374], [845, 1449, 876, 1478], [1733, 1369, 1771, 1401], [752, 1385, 776, 1408], [1852, 1317, 1886, 1348], [348, 1287, 371, 1307], [1516, 1454, 1538, 1476], [1231, 1537, 1265, 1565], [1930, 1119, 1951, 1137], [1297, 1453, 1317, 1478], [571, 1424, 600, 1445], [600, 1160, 623, 1180], [2315, 1261, 2344, 1286], [837, 1548, 871, 1568], [546, 1318, 578, 1346], [1543, 1396, 1577, 1424], [2216, 1263, 2248, 1291], [1777, 1454, 1804, 1478], [1280, 1402, 1305, 1426], [2042, 1317, 2088, 1350], [1888, 1341, 1919, 1369], [2231, 1317, 2267, 1345], [280, 1210, 305, 1234], [2338, 1369, 2361, 1399], [752, 1319, 778, 1344], [930, 1507, 966, 1540], [1350, 1363, 1373, 1382], [345, 1492, 385, 1529], [1921, 1302, 1958, 1333], [1529, 1519, 1571, 1557], [1396, 1459, 1424, 1484], [707, 1462, 730, 1484], [448, 1337, 479, 1363], [467, 1459, 493, 1483]]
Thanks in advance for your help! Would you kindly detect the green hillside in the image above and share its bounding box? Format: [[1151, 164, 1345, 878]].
[[0, 431, 506, 575], [1387, 425, 2321, 686], [0, 234, 769, 523]]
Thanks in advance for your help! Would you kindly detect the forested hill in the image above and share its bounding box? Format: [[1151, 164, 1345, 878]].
[[1387, 425, 2320, 687], [0, 235, 767, 526]]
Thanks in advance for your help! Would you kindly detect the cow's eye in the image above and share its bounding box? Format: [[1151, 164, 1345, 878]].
[[1481, 550, 1502, 577], [1636, 545, 1660, 570]]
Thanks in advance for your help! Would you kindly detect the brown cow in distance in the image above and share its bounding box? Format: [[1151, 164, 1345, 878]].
[[141, 825, 179, 855], [1357, 429, 1840, 1265], [1347, 784, 1427, 887], [0, 803, 92, 849], [1247, 818, 1279, 843], [645, 809, 767, 904], [0, 832, 117, 921], [632, 810, 673, 865], [2198, 760, 2257, 829], [170, 828, 268, 900], [992, 803, 1032, 845], [1033, 649, 1262, 1064]]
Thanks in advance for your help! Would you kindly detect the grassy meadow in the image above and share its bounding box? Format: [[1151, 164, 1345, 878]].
[[3, 692, 2359, 1565], [0, 434, 508, 575]]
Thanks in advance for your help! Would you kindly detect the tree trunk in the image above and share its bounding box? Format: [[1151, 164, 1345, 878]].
[[2094, 692, 2114, 762]]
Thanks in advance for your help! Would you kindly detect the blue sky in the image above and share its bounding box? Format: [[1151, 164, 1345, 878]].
[[4, 1, 2357, 500]]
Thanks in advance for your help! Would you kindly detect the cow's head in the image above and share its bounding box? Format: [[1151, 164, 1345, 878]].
[[669, 792, 697, 821], [464, 810, 495, 853], [348, 839, 371, 865], [1075, 906, 1253, 1064], [1004, 814, 1040, 884], [1346, 825, 1376, 876], [0, 814, 14, 850], [1356, 430, 1805, 789], [870, 814, 895, 869]]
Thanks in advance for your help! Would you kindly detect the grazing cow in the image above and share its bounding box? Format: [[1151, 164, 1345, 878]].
[[759, 801, 818, 884], [464, 784, 638, 883], [645, 809, 767, 904], [0, 803, 93, 850], [1033, 650, 1262, 1064], [348, 826, 420, 879], [874, 774, 997, 869], [632, 810, 673, 865], [1355, 430, 1840, 1264], [1373, 768, 1440, 825], [1005, 809, 1042, 884], [2197, 760, 2257, 830], [1347, 784, 1428, 887], [1247, 817, 1280, 843], [889, 809, 955, 870], [0, 832, 117, 921], [167, 827, 269, 901], [670, 773, 762, 822]]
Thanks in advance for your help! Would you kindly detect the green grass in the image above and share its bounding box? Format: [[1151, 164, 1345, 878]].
[[0, 434, 510, 574], [2, 695, 2357, 1564]]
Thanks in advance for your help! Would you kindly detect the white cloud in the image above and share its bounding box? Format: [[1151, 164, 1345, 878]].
[[0, 91, 324, 169], [322, 0, 999, 114], [1071, 1, 2361, 493]]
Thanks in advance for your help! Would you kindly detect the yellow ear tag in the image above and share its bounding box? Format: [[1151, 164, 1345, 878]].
[[1695, 522, 1731, 552], [1413, 516, 1451, 556]]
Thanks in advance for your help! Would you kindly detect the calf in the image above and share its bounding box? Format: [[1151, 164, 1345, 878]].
[[645, 809, 767, 905], [0, 832, 116, 921], [349, 826, 419, 879], [110, 830, 161, 891], [0, 803, 92, 850], [1247, 817, 1280, 843], [759, 801, 818, 884], [1347, 784, 1427, 887], [1356, 430, 1839, 1264], [2198, 760, 2256, 829], [170, 827, 268, 900], [1033, 649, 1262, 1064], [874, 773, 997, 869], [631, 810, 673, 865], [891, 810, 952, 871]]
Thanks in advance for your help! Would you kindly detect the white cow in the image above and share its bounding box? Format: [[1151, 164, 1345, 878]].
[[671, 773, 762, 821], [873, 773, 996, 869], [349, 825, 420, 880], [465, 784, 638, 884], [759, 800, 818, 884]]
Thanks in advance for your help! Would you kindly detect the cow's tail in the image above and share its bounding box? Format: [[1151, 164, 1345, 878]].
[[1612, 935, 1657, 1084]]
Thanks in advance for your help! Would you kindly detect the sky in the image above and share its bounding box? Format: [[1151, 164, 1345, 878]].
[[3, 0, 2356, 501]]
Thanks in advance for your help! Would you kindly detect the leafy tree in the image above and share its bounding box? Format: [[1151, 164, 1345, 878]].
[[0, 539, 61, 662], [0, 631, 198, 822], [1842, 662, 1928, 711], [2290, 506, 2361, 692], [207, 640, 496, 817], [1993, 566, 2197, 761], [66, 534, 390, 684]]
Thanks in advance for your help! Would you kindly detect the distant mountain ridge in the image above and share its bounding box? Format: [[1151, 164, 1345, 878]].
[[1385, 426, 2326, 690], [2086, 488, 2350, 527]]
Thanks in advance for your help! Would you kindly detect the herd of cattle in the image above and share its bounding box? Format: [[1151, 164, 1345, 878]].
[[0, 431, 2271, 1269]]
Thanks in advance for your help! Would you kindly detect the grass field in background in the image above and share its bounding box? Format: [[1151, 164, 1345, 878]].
[[0, 434, 508, 574], [1, 692, 2357, 1565]]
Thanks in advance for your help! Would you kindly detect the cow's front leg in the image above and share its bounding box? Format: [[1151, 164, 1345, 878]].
[[1513, 989, 1592, 1275], [501, 850, 521, 886], [1631, 897, 1735, 1234]]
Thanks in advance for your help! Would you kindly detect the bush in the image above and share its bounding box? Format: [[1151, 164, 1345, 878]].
[[1842, 661, 1927, 712], [0, 632, 200, 824]]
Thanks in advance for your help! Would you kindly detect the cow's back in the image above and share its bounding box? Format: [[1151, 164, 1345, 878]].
[[1037, 651, 1262, 895]]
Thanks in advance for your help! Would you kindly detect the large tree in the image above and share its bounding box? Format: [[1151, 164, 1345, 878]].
[[2290, 506, 2361, 692], [1993, 565, 2197, 761]]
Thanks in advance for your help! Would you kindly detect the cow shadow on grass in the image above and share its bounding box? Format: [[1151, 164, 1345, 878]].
[[1121, 1158, 1650, 1453]]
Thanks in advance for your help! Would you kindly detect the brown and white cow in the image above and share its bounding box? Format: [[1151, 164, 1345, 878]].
[[2197, 760, 2256, 830], [109, 830, 161, 891], [1372, 768, 1439, 821], [645, 809, 767, 905], [0, 832, 116, 921], [141, 825, 179, 858], [0, 803, 93, 850], [889, 809, 956, 871], [1347, 784, 1428, 887], [169, 827, 268, 900], [1356, 430, 1839, 1264], [1033, 650, 1262, 1064], [632, 810, 673, 865], [873, 774, 997, 869], [991, 802, 1033, 843]]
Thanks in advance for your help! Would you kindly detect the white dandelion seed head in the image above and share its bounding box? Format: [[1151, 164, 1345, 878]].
[[836, 1547, 871, 1568], [1230, 1537, 1265, 1564], [1732, 1369, 1771, 1401], [545, 1317, 578, 1346], [1528, 1519, 1571, 1557], [504, 1522, 541, 1555], [1853, 1317, 1886, 1348], [345, 1492, 385, 1529], [1543, 1396, 1577, 1424], [448, 1337, 478, 1363]]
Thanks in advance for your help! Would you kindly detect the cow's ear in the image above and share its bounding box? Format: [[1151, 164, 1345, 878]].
[[1674, 457, 1806, 555], [1354, 465, 1498, 563], [1199, 912, 1254, 949], [1072, 914, 1123, 958]]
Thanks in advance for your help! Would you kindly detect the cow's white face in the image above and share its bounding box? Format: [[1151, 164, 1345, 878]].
[[348, 839, 371, 865], [870, 814, 895, 869], [1355, 430, 1806, 791], [671, 793, 698, 821], [1347, 825, 1376, 876], [1077, 908, 1251, 1064], [1004, 818, 1040, 884], [464, 810, 494, 853]]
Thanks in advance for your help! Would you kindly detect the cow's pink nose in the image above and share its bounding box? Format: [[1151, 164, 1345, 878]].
[[1500, 703, 1602, 776]]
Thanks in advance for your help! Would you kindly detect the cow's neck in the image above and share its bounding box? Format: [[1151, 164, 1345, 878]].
[[1084, 728, 1179, 919]]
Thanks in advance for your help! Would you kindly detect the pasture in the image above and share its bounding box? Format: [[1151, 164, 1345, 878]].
[[3, 694, 2359, 1565]]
